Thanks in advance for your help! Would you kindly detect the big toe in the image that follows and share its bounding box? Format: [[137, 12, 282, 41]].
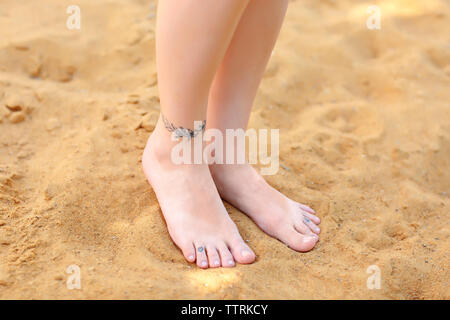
[[228, 237, 256, 264], [282, 227, 319, 252], [180, 241, 196, 263]]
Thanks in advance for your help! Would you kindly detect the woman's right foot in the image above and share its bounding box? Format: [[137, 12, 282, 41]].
[[142, 122, 255, 268]]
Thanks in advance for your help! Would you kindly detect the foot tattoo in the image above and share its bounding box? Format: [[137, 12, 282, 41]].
[[161, 113, 206, 139]]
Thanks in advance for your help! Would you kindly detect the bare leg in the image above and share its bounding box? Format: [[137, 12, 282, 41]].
[[143, 0, 255, 268], [208, 0, 321, 252]]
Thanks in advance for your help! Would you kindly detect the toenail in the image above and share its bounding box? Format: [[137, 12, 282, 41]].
[[197, 247, 204, 253], [304, 235, 318, 242], [214, 260, 220, 266], [188, 255, 194, 261], [228, 260, 234, 266], [201, 261, 208, 267], [241, 250, 251, 257]]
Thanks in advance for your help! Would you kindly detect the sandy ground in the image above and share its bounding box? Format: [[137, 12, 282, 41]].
[[0, 0, 449, 299]]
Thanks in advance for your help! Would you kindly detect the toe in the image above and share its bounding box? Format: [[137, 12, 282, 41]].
[[302, 211, 321, 225], [217, 243, 235, 267], [304, 211, 321, 225], [294, 217, 315, 235], [180, 242, 196, 263], [301, 215, 321, 234], [228, 236, 256, 264], [298, 203, 315, 214], [282, 227, 319, 252], [298, 204, 320, 224], [194, 242, 209, 269], [206, 245, 221, 268]]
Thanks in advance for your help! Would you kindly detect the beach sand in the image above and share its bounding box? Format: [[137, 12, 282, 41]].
[[0, 0, 449, 299]]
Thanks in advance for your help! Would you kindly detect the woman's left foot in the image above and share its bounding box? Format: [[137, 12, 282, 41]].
[[209, 163, 321, 252]]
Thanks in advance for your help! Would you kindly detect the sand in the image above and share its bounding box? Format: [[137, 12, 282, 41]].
[[0, 0, 449, 299]]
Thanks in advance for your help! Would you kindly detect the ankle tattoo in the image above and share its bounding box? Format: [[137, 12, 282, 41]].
[[161, 113, 206, 139]]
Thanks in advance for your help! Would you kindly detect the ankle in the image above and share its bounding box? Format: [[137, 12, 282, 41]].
[[145, 119, 205, 166], [145, 122, 177, 163]]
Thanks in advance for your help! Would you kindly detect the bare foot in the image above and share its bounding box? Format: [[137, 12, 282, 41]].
[[142, 128, 256, 268], [210, 163, 320, 252]]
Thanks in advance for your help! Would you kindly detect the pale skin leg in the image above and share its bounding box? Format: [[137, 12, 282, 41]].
[[207, 0, 321, 252], [143, 0, 255, 268]]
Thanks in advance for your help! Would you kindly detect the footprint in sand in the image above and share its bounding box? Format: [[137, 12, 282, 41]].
[[319, 104, 384, 141], [306, 131, 361, 170], [0, 41, 77, 82], [303, 104, 385, 169]]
